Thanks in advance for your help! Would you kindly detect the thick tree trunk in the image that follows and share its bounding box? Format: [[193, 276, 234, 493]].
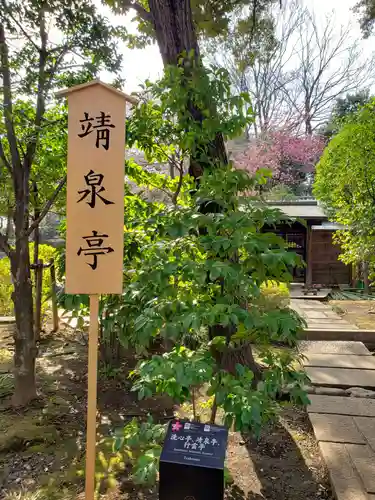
[[147, 0, 261, 375], [11, 237, 37, 407], [148, 0, 228, 177]]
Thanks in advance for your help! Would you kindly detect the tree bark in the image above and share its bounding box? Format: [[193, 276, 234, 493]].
[[146, 0, 263, 375], [32, 181, 40, 339], [148, 0, 228, 177], [10, 238, 37, 407]]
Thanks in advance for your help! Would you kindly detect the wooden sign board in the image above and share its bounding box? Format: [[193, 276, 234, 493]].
[[159, 419, 228, 500], [58, 80, 129, 295], [56, 80, 137, 500]]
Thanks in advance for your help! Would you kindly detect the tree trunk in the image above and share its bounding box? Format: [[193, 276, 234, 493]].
[[305, 100, 313, 135], [147, 0, 261, 375], [148, 0, 228, 177], [363, 261, 370, 294], [11, 238, 37, 407], [33, 181, 41, 339]]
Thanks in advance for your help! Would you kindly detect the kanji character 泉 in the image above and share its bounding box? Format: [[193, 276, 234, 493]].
[[77, 170, 114, 208]]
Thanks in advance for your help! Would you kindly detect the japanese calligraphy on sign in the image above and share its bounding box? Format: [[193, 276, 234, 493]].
[[160, 419, 228, 470], [57, 80, 129, 294], [78, 111, 115, 150]]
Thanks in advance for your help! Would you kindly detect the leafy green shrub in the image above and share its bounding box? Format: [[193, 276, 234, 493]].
[[314, 98, 375, 267], [260, 281, 290, 308], [261, 281, 289, 297], [0, 258, 13, 315], [96, 418, 167, 489], [0, 243, 55, 317], [64, 63, 307, 489]]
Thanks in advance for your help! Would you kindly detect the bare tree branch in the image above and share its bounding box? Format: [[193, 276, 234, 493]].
[[120, 0, 152, 23], [283, 9, 375, 134], [0, 23, 21, 169], [26, 176, 67, 238], [209, 1, 305, 136], [0, 1, 40, 52], [24, 6, 47, 168], [209, 1, 375, 136]]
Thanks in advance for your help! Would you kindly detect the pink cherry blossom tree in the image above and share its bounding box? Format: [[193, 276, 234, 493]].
[[234, 130, 325, 194]]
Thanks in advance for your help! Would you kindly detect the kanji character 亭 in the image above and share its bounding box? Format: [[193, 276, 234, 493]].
[[77, 230, 114, 270]]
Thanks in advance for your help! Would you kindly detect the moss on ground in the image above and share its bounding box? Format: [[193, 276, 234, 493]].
[[0, 413, 59, 452], [0, 421, 58, 453]]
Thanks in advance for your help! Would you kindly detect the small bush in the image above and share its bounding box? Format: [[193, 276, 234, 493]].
[[260, 281, 290, 310], [0, 243, 56, 316], [0, 258, 13, 315], [261, 281, 289, 297]]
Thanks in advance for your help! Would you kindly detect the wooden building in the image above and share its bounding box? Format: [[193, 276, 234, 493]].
[[265, 201, 351, 286]]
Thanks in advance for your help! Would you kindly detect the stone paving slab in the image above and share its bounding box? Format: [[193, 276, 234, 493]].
[[302, 329, 375, 342], [346, 444, 375, 494], [306, 367, 375, 388], [291, 299, 328, 309], [309, 413, 366, 444], [291, 299, 359, 330], [303, 354, 375, 370], [308, 395, 375, 417], [307, 317, 348, 324], [305, 310, 339, 319], [0, 316, 15, 324], [303, 322, 359, 330], [354, 417, 375, 452], [299, 341, 371, 356], [318, 442, 368, 500]]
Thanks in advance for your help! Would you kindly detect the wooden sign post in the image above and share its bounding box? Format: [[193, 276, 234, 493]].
[[56, 80, 136, 499]]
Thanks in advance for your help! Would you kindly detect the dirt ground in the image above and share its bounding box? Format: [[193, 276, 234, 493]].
[[330, 299, 375, 329], [0, 322, 333, 500]]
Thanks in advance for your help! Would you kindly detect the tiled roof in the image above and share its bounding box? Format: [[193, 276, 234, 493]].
[[267, 201, 326, 219]]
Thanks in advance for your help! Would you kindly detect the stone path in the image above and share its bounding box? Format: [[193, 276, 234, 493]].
[[300, 340, 375, 500], [292, 299, 359, 330], [0, 316, 15, 324]]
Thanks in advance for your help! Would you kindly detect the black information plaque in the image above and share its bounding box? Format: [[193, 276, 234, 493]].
[[159, 419, 229, 500]]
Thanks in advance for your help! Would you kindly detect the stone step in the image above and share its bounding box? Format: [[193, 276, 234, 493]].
[[308, 395, 375, 417], [303, 354, 375, 370], [309, 413, 366, 444], [354, 417, 375, 452], [300, 329, 375, 342], [319, 442, 368, 500], [345, 444, 375, 494], [299, 341, 371, 356], [303, 323, 358, 330], [306, 367, 375, 389], [0, 316, 15, 324]]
